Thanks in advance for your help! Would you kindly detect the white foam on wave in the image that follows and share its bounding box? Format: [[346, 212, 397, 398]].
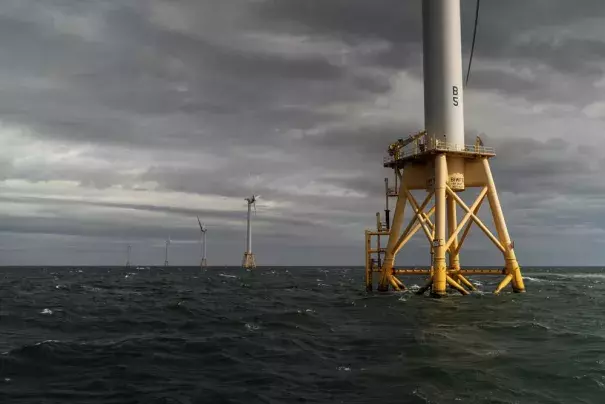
[[2, 339, 61, 356], [541, 273, 605, 280], [219, 273, 236, 278], [245, 323, 260, 331], [35, 339, 60, 346], [566, 273, 605, 279], [40, 308, 53, 315]]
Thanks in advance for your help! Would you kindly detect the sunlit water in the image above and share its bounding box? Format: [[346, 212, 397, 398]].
[[1, 266, 604, 403]]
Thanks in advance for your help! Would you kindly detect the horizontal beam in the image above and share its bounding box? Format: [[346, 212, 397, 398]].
[[392, 268, 504, 275], [393, 269, 431, 275], [366, 231, 391, 236]]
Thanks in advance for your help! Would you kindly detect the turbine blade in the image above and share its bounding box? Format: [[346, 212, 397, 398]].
[[196, 215, 203, 231]]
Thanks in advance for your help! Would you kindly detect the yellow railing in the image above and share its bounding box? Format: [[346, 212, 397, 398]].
[[384, 139, 495, 164]]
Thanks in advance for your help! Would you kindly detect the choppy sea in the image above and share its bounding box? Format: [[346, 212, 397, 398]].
[[1, 266, 604, 403]]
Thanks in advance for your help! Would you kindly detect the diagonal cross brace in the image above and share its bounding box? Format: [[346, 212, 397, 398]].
[[445, 186, 505, 253], [393, 192, 434, 251], [404, 189, 435, 243], [454, 192, 486, 256], [393, 205, 436, 256], [444, 187, 488, 251]]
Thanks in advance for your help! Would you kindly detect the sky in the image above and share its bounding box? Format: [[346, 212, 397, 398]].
[[1, 0, 605, 267]]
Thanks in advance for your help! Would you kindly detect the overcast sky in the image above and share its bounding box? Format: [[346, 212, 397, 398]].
[[1, 0, 604, 267]]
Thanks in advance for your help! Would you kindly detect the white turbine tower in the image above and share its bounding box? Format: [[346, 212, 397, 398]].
[[164, 236, 171, 267], [126, 244, 132, 268], [242, 194, 259, 269], [197, 216, 207, 269]]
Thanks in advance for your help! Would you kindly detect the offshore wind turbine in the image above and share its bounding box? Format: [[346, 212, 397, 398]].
[[126, 244, 132, 268], [197, 216, 207, 269], [164, 236, 171, 267], [364, 0, 526, 297], [242, 194, 259, 269]]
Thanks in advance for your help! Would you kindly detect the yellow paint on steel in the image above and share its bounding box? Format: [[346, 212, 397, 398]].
[[446, 185, 505, 253], [404, 188, 435, 244], [393, 268, 503, 275], [378, 172, 408, 291], [389, 276, 402, 291], [456, 274, 477, 291], [447, 194, 460, 272], [494, 273, 513, 294], [454, 192, 486, 256], [366, 142, 527, 296], [446, 275, 470, 295], [431, 154, 448, 297], [392, 191, 434, 255], [393, 206, 436, 256], [392, 276, 406, 290], [367, 231, 391, 236], [482, 158, 526, 293], [444, 187, 488, 252], [394, 269, 431, 275]]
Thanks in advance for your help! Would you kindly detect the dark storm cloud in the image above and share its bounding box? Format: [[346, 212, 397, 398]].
[[258, 0, 605, 105], [299, 122, 420, 155], [1, 0, 604, 265], [0, 193, 364, 233], [0, 0, 389, 156], [488, 136, 604, 195]]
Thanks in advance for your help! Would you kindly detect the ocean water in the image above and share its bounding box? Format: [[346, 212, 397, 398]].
[[0, 266, 604, 404]]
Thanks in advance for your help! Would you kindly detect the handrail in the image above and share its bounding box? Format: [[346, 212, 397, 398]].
[[384, 138, 495, 164]]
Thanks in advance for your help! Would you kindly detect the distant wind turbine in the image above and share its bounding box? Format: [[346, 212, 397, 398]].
[[197, 216, 207, 269], [126, 244, 132, 268], [242, 194, 259, 269], [164, 236, 171, 267]]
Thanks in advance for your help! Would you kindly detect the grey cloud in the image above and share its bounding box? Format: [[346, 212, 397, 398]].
[[488, 136, 604, 195], [258, 0, 605, 106], [0, 1, 391, 163], [299, 122, 420, 155], [0, 0, 604, 266]]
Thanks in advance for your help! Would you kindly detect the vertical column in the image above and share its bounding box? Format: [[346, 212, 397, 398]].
[[482, 158, 525, 292], [422, 0, 466, 193], [422, 0, 465, 147], [431, 154, 448, 297], [365, 231, 373, 292], [447, 194, 460, 274], [379, 170, 407, 291], [384, 178, 391, 230], [376, 212, 382, 268], [246, 203, 252, 254], [422, 0, 436, 139]]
